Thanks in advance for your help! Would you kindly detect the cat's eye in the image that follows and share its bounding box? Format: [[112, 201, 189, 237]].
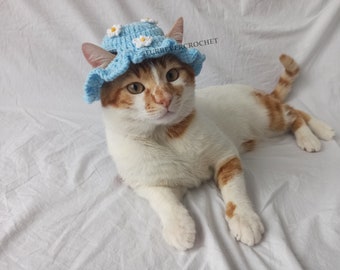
[[166, 68, 179, 82], [127, 82, 145, 94]]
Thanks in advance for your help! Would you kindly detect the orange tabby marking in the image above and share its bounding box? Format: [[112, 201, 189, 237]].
[[295, 109, 311, 123], [99, 63, 151, 108], [167, 111, 195, 138], [284, 105, 310, 132], [291, 116, 305, 132], [226, 201, 237, 219], [285, 67, 300, 77], [254, 92, 287, 132], [271, 54, 300, 102], [279, 54, 300, 76], [278, 77, 291, 87], [242, 139, 256, 152], [217, 156, 242, 189]]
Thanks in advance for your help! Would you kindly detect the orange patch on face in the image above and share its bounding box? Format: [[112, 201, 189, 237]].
[[152, 86, 173, 107], [142, 58, 191, 113], [156, 55, 195, 84], [254, 91, 287, 132], [144, 86, 174, 112], [100, 83, 133, 108], [144, 88, 155, 111], [242, 139, 256, 152], [226, 201, 237, 219], [178, 66, 195, 85], [217, 157, 242, 189], [166, 111, 195, 138], [100, 54, 195, 111]]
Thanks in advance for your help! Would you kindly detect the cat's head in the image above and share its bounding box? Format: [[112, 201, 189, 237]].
[[82, 18, 198, 129]]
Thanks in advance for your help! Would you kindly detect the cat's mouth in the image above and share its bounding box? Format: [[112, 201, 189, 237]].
[[156, 100, 178, 119], [158, 110, 175, 120]]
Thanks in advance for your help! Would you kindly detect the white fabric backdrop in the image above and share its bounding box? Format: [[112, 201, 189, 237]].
[[1, 0, 340, 269]]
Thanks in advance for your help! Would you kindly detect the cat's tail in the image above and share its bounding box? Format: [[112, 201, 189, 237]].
[[271, 54, 300, 102]]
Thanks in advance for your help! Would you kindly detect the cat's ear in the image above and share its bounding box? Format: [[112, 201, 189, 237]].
[[166, 17, 183, 44], [82, 42, 115, 68]]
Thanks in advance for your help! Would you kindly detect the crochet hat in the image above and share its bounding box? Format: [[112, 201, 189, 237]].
[[84, 18, 206, 103]]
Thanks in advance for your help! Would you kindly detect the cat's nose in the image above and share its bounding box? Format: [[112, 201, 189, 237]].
[[153, 90, 172, 108], [158, 97, 172, 108]]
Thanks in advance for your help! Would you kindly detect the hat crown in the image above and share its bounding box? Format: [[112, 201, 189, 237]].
[[102, 22, 164, 53]]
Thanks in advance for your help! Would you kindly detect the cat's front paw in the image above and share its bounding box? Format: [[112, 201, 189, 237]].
[[227, 210, 265, 246], [162, 209, 196, 251]]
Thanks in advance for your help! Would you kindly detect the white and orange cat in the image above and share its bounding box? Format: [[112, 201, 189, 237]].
[[82, 18, 335, 250]]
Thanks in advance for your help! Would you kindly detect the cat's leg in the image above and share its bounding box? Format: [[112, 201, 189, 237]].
[[135, 186, 195, 250], [285, 106, 334, 152], [215, 156, 264, 246], [290, 113, 321, 152], [293, 109, 335, 141], [255, 91, 333, 152]]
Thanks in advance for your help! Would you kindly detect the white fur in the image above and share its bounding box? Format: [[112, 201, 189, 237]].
[[196, 85, 270, 149], [102, 83, 272, 249], [136, 186, 195, 250], [102, 80, 336, 249], [150, 64, 160, 86]]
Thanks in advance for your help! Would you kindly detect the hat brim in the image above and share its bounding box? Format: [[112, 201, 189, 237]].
[[84, 38, 205, 104]]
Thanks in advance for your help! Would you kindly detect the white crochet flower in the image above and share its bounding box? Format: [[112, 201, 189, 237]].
[[132, 36, 153, 48], [141, 18, 158, 24], [106, 24, 122, 37]]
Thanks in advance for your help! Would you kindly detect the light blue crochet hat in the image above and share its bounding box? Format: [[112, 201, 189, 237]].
[[84, 19, 206, 103]]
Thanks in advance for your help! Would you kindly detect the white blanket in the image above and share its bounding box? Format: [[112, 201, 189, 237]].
[[1, 0, 339, 269]]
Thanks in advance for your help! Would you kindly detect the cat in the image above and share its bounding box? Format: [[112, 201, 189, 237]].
[[81, 18, 335, 250]]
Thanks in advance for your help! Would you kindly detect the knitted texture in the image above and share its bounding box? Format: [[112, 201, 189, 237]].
[[84, 20, 206, 103]]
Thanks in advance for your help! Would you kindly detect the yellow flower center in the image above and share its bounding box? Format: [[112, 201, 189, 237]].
[[111, 26, 116, 32], [140, 37, 146, 42]]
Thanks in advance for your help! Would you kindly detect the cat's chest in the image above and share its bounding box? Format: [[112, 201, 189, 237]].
[[108, 116, 233, 188], [118, 137, 212, 187]]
